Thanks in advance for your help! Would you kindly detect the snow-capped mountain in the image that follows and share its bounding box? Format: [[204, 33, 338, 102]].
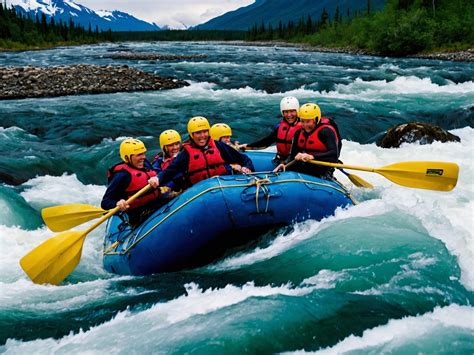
[[5, 0, 160, 31]]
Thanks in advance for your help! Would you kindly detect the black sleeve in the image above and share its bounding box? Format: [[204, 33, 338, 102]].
[[216, 141, 255, 171], [287, 129, 302, 163], [101, 171, 131, 210], [314, 128, 339, 162], [157, 150, 189, 186], [246, 123, 279, 149]]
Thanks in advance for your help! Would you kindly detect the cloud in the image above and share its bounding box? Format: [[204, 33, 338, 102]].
[[78, 0, 255, 28]]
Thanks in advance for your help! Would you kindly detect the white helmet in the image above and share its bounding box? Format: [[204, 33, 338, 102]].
[[280, 96, 300, 114]]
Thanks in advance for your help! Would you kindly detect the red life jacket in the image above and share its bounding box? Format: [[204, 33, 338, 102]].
[[152, 153, 174, 170], [297, 118, 339, 155], [182, 138, 227, 185], [161, 156, 174, 170], [108, 163, 160, 209], [276, 119, 301, 158]]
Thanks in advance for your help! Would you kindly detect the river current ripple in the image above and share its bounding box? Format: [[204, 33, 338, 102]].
[[0, 42, 473, 353]]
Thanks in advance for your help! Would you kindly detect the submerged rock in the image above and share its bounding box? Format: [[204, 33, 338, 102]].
[[377, 122, 461, 148], [0, 64, 189, 100]]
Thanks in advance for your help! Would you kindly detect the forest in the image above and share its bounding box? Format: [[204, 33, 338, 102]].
[[0, 3, 113, 50], [246, 0, 473, 55], [1, 0, 472, 55]]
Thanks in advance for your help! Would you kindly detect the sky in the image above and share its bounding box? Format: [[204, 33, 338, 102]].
[[78, 0, 255, 29]]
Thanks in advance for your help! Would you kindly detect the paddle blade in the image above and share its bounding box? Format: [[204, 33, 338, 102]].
[[377, 161, 459, 191], [346, 172, 374, 189], [42, 204, 106, 232], [20, 231, 86, 285]]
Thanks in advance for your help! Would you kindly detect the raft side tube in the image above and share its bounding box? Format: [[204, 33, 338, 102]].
[[103, 172, 353, 276]]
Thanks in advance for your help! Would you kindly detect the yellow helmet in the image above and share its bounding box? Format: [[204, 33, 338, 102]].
[[210, 123, 232, 141], [120, 138, 146, 162], [299, 103, 321, 123], [159, 129, 181, 151], [187, 116, 210, 136]]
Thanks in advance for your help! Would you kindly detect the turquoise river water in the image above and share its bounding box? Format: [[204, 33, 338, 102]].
[[0, 42, 473, 353]]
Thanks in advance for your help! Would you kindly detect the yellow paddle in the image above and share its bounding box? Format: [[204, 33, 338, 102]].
[[338, 168, 374, 189], [42, 204, 106, 232], [308, 160, 459, 191], [20, 184, 152, 285], [41, 187, 172, 232]]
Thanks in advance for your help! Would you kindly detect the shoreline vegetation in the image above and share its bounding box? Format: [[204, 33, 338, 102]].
[[1, 1, 473, 61], [243, 0, 473, 60]]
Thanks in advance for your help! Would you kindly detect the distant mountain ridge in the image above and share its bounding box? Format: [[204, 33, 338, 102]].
[[5, 0, 160, 31], [196, 0, 385, 30]]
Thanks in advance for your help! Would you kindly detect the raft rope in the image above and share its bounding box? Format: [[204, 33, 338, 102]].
[[103, 175, 354, 256], [103, 241, 119, 254], [250, 175, 271, 213]]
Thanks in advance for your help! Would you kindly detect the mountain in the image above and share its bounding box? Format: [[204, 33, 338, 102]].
[[5, 0, 160, 31], [196, 0, 385, 30]]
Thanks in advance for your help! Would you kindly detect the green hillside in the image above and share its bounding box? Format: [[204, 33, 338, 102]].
[[246, 0, 473, 55]]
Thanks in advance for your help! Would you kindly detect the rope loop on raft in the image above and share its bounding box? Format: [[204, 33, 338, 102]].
[[250, 175, 272, 213]]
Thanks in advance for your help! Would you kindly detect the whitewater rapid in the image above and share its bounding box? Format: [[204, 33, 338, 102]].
[[1, 125, 472, 352], [1, 41, 473, 352]]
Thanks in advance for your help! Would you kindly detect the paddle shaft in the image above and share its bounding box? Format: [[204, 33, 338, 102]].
[[309, 160, 375, 172], [84, 184, 152, 234]]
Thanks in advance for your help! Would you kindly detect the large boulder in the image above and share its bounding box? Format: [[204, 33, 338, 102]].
[[377, 122, 460, 148]]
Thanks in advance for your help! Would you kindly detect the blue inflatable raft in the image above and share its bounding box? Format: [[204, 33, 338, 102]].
[[103, 151, 355, 276]]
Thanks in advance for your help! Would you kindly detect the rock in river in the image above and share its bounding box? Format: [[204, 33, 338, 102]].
[[377, 122, 461, 148]]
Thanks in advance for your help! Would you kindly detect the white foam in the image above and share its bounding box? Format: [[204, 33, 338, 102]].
[[313, 304, 474, 354], [336, 76, 474, 95], [4, 282, 314, 352], [353, 252, 450, 297], [0, 222, 107, 284], [20, 174, 105, 210], [378, 63, 401, 71], [0, 276, 138, 312], [1, 176, 107, 284], [339, 127, 474, 289], [301, 269, 347, 289], [168, 76, 474, 103], [210, 127, 474, 291], [0, 126, 38, 140]]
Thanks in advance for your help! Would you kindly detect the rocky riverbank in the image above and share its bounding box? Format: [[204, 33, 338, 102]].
[[408, 49, 474, 62], [0, 64, 189, 100], [300, 45, 473, 62], [221, 41, 473, 62]]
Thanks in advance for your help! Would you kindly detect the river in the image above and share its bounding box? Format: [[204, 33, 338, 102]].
[[0, 42, 473, 353]]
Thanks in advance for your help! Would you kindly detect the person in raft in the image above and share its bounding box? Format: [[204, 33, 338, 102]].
[[151, 129, 185, 193], [275, 103, 341, 180], [101, 138, 164, 226], [240, 96, 301, 165], [210, 123, 244, 151], [156, 116, 255, 189]]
